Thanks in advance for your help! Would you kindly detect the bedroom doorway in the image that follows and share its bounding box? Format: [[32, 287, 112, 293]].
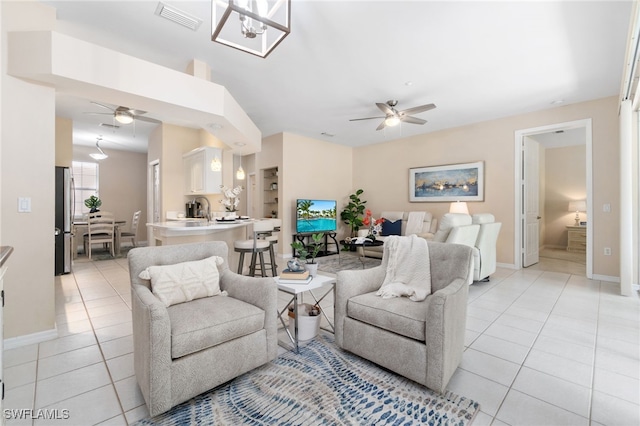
[[514, 119, 593, 278]]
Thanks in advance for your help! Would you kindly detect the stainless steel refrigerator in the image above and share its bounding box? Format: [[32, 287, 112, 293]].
[[55, 166, 74, 275]]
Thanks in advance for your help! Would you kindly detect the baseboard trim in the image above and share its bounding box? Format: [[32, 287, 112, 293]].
[[4, 328, 58, 350], [591, 274, 620, 283], [497, 262, 518, 270]]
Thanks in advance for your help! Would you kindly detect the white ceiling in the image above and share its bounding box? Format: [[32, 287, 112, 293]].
[[45, 0, 632, 154]]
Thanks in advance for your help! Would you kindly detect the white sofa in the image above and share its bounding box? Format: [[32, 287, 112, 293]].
[[357, 211, 438, 258], [471, 213, 502, 282]]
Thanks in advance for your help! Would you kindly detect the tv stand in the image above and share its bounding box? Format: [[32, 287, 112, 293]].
[[292, 232, 340, 258]]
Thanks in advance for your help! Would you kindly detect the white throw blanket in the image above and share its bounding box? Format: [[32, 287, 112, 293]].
[[376, 235, 431, 301], [405, 211, 426, 235]]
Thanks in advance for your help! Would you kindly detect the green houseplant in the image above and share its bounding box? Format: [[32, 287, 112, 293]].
[[290, 233, 325, 277], [340, 189, 367, 239], [84, 195, 102, 213], [290, 232, 325, 264]]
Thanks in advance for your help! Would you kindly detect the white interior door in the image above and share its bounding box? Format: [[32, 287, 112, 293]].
[[523, 137, 540, 267]]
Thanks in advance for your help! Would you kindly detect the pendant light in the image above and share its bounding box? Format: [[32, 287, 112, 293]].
[[89, 137, 108, 160], [236, 157, 245, 180], [212, 0, 291, 58], [210, 155, 222, 171], [235, 142, 245, 180]]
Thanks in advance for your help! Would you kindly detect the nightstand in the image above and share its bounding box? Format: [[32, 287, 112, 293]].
[[566, 225, 586, 253]]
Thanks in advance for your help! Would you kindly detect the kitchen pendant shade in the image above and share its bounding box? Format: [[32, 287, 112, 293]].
[[236, 165, 245, 180], [212, 0, 291, 58]]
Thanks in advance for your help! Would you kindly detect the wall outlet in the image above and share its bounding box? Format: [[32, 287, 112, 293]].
[[604, 247, 612, 256], [603, 203, 611, 213]]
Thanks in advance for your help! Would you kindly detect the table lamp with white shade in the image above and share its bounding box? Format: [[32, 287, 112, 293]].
[[449, 201, 469, 214], [568, 200, 586, 226]]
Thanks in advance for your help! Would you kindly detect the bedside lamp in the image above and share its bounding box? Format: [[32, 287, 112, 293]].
[[568, 200, 586, 226], [449, 201, 469, 215]]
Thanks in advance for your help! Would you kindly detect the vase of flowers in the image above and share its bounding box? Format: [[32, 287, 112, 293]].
[[220, 185, 243, 218], [362, 209, 384, 240]]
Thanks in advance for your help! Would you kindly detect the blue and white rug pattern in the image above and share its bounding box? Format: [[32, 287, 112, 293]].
[[135, 333, 479, 425]]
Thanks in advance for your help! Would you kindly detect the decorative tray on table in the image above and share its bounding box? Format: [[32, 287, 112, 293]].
[[215, 218, 237, 222]]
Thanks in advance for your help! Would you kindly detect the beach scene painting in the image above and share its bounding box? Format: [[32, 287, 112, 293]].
[[409, 161, 484, 202]]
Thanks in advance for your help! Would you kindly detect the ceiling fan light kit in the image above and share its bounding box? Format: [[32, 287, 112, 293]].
[[114, 109, 134, 124], [212, 0, 291, 58], [350, 99, 436, 131]]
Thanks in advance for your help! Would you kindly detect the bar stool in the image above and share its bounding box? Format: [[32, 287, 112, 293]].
[[234, 219, 274, 277], [263, 218, 281, 276]]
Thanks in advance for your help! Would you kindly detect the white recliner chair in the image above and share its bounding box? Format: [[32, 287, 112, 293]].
[[471, 213, 502, 282], [424, 213, 479, 284]]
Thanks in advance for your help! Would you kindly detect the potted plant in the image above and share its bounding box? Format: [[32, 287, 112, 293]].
[[84, 195, 102, 213], [290, 232, 325, 276], [340, 189, 367, 249]]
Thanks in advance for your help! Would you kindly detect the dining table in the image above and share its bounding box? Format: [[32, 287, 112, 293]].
[[72, 219, 127, 258]]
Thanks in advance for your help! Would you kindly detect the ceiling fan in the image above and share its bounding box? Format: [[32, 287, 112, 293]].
[[350, 100, 436, 131], [85, 101, 161, 125]]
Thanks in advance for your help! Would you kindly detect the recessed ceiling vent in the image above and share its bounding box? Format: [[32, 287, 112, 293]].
[[155, 2, 202, 31]]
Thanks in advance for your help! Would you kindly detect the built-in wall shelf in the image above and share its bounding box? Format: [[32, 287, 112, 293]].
[[263, 167, 278, 218]]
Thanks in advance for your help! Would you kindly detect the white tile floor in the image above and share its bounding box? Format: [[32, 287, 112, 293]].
[[3, 253, 639, 425]]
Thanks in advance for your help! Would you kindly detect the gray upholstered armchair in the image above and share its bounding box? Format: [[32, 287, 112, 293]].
[[335, 241, 473, 393], [128, 241, 278, 416]]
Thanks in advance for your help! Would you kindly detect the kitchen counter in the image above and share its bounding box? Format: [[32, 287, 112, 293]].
[[149, 220, 253, 236], [148, 220, 255, 268]]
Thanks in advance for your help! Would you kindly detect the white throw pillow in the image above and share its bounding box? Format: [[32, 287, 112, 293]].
[[138, 255, 225, 307]]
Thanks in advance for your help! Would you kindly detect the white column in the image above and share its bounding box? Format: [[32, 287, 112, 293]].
[[620, 99, 633, 296]]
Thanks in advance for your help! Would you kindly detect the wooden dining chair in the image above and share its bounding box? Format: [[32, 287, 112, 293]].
[[84, 211, 115, 259], [121, 210, 142, 248]]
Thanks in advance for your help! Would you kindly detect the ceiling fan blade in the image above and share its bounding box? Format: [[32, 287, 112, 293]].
[[84, 112, 113, 116], [400, 115, 427, 125], [376, 120, 386, 131], [128, 109, 147, 116], [349, 116, 385, 122], [91, 101, 115, 112], [376, 102, 394, 115], [399, 103, 436, 116], [134, 115, 162, 124]]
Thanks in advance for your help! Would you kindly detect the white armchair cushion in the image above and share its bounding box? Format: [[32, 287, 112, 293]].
[[139, 255, 225, 307], [432, 213, 472, 242], [472, 213, 495, 225]]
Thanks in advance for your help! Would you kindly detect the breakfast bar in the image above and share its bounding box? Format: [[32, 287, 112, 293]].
[[149, 219, 255, 268]]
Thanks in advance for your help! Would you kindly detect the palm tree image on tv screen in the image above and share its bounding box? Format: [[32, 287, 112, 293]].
[[296, 199, 337, 234]]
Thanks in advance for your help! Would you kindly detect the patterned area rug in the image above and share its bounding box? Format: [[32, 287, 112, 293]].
[[317, 252, 382, 274], [134, 333, 479, 426]]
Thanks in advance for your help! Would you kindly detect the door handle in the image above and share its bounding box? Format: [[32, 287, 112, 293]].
[[537, 216, 542, 220]]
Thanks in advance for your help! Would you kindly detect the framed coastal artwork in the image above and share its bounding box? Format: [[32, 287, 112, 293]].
[[409, 161, 484, 202]]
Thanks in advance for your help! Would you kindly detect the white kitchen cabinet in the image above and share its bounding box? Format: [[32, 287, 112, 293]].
[[183, 147, 222, 195]]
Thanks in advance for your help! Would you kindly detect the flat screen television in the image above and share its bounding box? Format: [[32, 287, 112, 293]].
[[295, 199, 337, 234]]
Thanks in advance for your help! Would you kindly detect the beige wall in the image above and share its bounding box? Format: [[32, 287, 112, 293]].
[[55, 117, 72, 167], [543, 145, 587, 249], [73, 146, 149, 244], [256, 132, 353, 256], [1, 1, 57, 339], [351, 96, 619, 277]]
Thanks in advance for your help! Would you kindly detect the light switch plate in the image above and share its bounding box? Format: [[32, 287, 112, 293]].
[[18, 197, 31, 213]]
